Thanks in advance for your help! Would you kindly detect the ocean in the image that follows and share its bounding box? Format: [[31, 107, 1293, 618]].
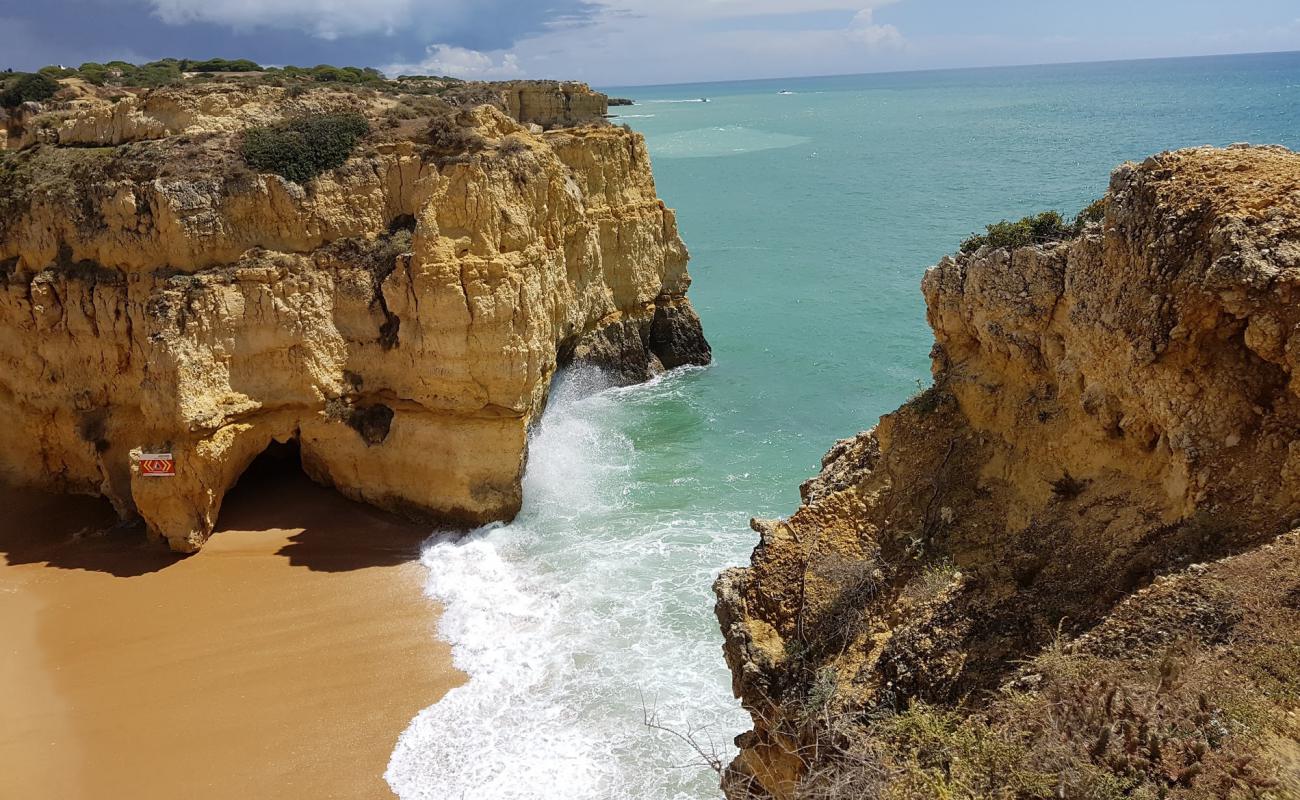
[[384, 52, 1300, 799]]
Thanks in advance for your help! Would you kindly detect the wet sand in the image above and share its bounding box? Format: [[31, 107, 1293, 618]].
[[0, 453, 463, 799]]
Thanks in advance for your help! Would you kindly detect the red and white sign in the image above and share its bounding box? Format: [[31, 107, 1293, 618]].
[[140, 453, 176, 477]]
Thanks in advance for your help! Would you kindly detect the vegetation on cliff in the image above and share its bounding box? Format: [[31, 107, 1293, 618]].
[[14, 59, 458, 91], [1, 72, 60, 108], [716, 146, 1300, 800], [241, 112, 370, 184], [958, 200, 1106, 254]]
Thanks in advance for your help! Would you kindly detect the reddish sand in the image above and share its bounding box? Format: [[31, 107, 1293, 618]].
[[0, 456, 463, 799]]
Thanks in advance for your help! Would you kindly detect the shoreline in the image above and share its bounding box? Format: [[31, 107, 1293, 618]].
[[0, 460, 463, 799]]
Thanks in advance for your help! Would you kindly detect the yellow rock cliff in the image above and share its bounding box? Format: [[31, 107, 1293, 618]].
[[0, 82, 709, 551], [716, 145, 1300, 799]]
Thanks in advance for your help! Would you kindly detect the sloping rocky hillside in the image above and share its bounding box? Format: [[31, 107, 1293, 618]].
[[717, 145, 1300, 799]]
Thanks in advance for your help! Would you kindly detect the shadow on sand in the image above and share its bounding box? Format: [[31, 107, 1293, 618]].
[[0, 486, 173, 577], [0, 441, 434, 577]]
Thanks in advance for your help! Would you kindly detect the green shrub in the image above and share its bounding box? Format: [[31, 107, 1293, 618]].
[[33, 59, 398, 92], [241, 112, 370, 184], [63, 60, 181, 88], [1076, 197, 1106, 226], [38, 65, 76, 79], [960, 211, 1075, 254], [426, 112, 486, 155], [185, 58, 262, 73], [129, 61, 184, 87], [75, 62, 110, 86], [1, 72, 60, 108], [960, 201, 1107, 255], [275, 64, 385, 85]]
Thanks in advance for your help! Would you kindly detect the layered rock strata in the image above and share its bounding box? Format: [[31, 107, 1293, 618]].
[[717, 145, 1300, 798], [0, 83, 708, 551], [498, 81, 609, 128], [1, 79, 611, 151]]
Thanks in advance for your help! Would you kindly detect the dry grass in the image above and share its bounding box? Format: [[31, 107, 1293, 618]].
[[722, 535, 1300, 799]]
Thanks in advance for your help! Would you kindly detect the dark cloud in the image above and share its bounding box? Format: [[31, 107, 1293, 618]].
[[1, 0, 600, 71]]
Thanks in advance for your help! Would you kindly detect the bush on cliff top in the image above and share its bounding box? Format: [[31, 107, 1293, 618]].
[[186, 58, 263, 73], [960, 201, 1106, 255], [20, 58, 476, 98], [57, 60, 184, 88], [1, 72, 60, 108], [275, 65, 385, 84], [241, 112, 370, 184], [30, 59, 396, 90]]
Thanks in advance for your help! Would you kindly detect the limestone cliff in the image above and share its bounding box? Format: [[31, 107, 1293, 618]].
[[717, 145, 1300, 799], [2, 79, 611, 151], [497, 81, 609, 128], [0, 81, 708, 552]]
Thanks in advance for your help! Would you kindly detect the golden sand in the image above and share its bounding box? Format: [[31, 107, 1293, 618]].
[[0, 455, 463, 799]]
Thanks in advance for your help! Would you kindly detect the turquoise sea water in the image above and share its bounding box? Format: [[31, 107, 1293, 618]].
[[386, 53, 1300, 799]]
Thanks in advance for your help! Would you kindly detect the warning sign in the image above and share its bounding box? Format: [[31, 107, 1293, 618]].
[[140, 453, 176, 477]]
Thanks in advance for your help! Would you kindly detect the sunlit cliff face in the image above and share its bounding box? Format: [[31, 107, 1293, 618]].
[[0, 81, 708, 550]]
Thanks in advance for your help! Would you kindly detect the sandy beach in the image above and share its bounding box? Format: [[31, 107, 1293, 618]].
[[0, 451, 462, 799]]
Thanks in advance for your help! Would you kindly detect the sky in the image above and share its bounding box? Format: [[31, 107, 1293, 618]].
[[2, 0, 1299, 86]]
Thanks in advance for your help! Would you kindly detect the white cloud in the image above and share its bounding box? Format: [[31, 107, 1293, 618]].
[[143, 0, 911, 84], [486, 1, 909, 83], [846, 8, 904, 49], [386, 44, 523, 79]]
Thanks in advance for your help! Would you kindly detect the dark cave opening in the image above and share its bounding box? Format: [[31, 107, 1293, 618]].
[[234, 438, 305, 490]]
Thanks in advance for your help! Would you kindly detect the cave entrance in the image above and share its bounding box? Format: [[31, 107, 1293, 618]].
[[236, 439, 304, 489], [210, 436, 431, 568], [212, 438, 315, 534]]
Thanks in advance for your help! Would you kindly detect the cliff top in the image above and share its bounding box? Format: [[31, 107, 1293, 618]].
[[0, 59, 702, 553], [1, 70, 612, 154], [718, 143, 1300, 799], [2, 58, 598, 100], [1139, 144, 1300, 219]]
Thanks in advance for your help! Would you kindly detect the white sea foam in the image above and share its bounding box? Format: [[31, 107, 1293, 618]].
[[386, 368, 748, 800], [645, 126, 810, 159]]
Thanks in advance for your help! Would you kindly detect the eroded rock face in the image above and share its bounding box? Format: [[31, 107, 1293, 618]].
[[716, 146, 1300, 798], [1, 80, 611, 150], [0, 85, 708, 551], [497, 81, 609, 128]]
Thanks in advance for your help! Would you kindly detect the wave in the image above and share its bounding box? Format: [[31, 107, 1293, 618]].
[[386, 367, 746, 800], [644, 126, 811, 159]]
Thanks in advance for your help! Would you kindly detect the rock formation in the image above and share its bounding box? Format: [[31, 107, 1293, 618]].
[[0, 80, 708, 552], [497, 81, 609, 128], [717, 145, 1300, 798], [1, 79, 611, 150]]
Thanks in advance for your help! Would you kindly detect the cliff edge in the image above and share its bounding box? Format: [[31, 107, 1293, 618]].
[[0, 79, 709, 551], [717, 145, 1300, 799]]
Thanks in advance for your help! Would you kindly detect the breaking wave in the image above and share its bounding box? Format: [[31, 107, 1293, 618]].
[[386, 367, 748, 800]]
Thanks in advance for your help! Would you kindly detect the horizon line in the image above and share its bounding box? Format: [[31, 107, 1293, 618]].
[[599, 48, 1300, 91]]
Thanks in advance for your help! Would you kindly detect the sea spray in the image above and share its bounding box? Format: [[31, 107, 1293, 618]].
[[385, 56, 1300, 797], [386, 367, 749, 800]]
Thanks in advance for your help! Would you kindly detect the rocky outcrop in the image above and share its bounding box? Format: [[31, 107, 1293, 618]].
[[0, 84, 708, 552], [716, 145, 1300, 798], [2, 80, 612, 151], [497, 81, 608, 128]]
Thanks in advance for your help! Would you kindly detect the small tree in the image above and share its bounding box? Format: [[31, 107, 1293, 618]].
[[1, 72, 60, 108], [959, 204, 1104, 255]]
